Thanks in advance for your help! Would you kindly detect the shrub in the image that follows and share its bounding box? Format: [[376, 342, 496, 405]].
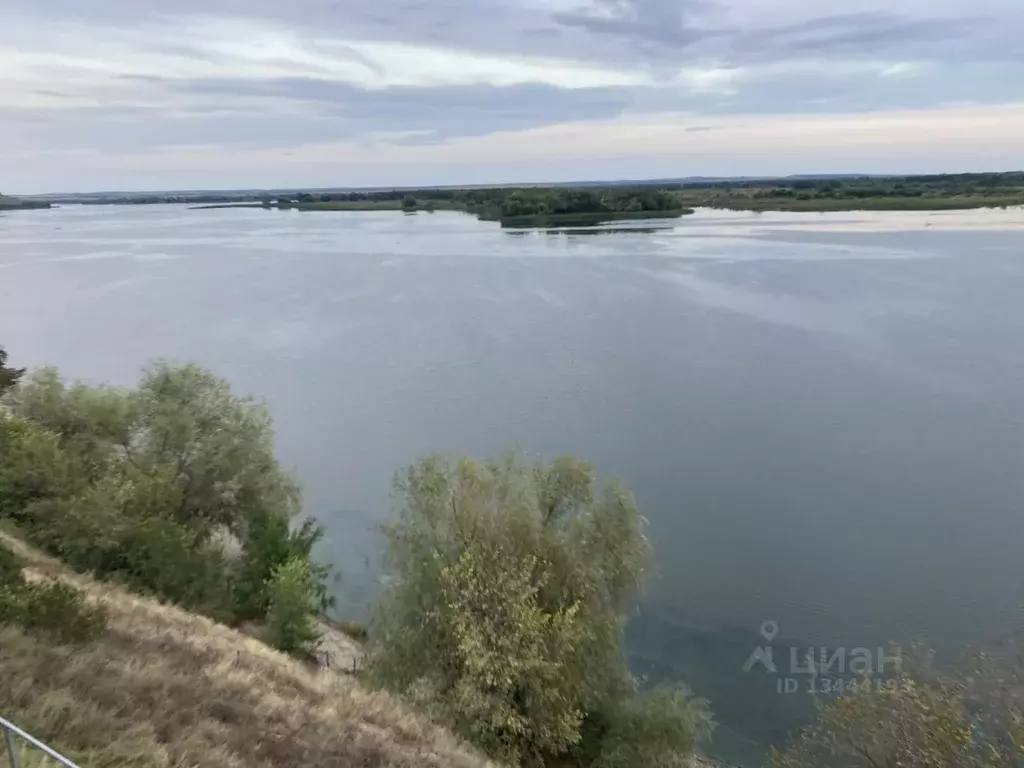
[[593, 686, 713, 768], [19, 580, 108, 643], [0, 359, 330, 630], [264, 556, 321, 657], [769, 663, 979, 768], [0, 541, 106, 643], [0, 416, 82, 520], [366, 452, 702, 766], [232, 509, 333, 623], [0, 542, 23, 623], [0, 540, 21, 584]]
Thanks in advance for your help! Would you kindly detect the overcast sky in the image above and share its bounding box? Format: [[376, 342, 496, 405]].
[[2, 0, 1023, 192]]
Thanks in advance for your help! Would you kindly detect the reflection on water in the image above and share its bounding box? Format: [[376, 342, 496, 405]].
[[2, 205, 1024, 766], [503, 226, 673, 237]]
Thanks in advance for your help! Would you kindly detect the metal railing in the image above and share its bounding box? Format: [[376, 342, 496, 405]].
[[1, 718, 80, 768]]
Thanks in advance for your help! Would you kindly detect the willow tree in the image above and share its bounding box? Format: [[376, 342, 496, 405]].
[[366, 451, 710, 766]]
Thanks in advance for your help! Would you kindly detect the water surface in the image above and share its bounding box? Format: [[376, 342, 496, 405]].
[[3, 204, 1024, 763]]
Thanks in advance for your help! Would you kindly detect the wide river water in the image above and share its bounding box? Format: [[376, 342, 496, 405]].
[[3, 204, 1024, 763]]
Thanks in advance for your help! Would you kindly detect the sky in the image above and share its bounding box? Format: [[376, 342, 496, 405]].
[[2, 0, 1023, 192]]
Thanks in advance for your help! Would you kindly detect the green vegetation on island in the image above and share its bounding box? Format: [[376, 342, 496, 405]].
[[189, 172, 1024, 221], [196, 187, 693, 227], [674, 171, 1024, 212], [0, 193, 50, 210], [46, 171, 1024, 221]]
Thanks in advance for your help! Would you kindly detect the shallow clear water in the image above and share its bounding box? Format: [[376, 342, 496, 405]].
[[3, 204, 1024, 763]]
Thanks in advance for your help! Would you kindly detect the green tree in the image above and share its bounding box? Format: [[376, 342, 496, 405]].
[[0, 347, 24, 394], [769, 670, 980, 768], [264, 556, 321, 657], [594, 685, 714, 768], [232, 508, 333, 622], [401, 195, 417, 211], [366, 451, 708, 766], [125, 362, 301, 537], [1, 361, 329, 626]]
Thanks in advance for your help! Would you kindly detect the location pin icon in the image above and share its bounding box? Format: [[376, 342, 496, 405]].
[[760, 621, 779, 643]]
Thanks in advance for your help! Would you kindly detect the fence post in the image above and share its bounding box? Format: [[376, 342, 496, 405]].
[[3, 723, 20, 768]]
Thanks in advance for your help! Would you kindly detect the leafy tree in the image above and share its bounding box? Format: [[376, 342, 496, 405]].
[[264, 556, 321, 657], [0, 417, 83, 520], [768, 649, 1007, 768], [125, 362, 302, 537], [367, 451, 708, 766], [3, 367, 135, 484], [232, 508, 333, 622], [594, 685, 714, 768], [0, 359, 329, 627], [0, 347, 24, 394], [401, 195, 417, 211]]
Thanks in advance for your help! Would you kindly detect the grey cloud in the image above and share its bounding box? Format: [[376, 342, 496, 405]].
[[5, 0, 1022, 74], [177, 78, 640, 139], [9, 58, 1023, 160], [0, 80, 641, 154], [731, 12, 993, 61], [553, 0, 717, 50]]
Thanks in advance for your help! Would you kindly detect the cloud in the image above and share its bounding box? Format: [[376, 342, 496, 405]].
[[0, 0, 1022, 190], [553, 0, 717, 50]]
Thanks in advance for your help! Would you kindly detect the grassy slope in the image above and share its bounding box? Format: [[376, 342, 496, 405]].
[[0, 531, 492, 768]]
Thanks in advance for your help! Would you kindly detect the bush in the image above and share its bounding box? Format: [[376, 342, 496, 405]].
[[768, 658, 981, 768], [0, 417, 82, 520], [232, 509, 332, 623], [0, 359, 330, 632], [0, 541, 106, 643], [593, 686, 713, 768], [366, 452, 704, 766], [0, 540, 21, 584], [18, 580, 108, 643], [264, 556, 321, 657]]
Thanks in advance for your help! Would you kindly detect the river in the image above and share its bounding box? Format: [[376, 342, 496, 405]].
[[2, 204, 1024, 763]]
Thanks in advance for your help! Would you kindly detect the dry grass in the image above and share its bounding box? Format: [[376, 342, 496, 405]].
[[0, 531, 494, 768]]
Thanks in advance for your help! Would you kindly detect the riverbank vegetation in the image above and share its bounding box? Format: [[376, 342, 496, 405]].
[[195, 186, 692, 226], [0, 355, 330, 656], [769, 642, 1024, 768], [190, 174, 1024, 221], [0, 347, 713, 767], [0, 193, 50, 210], [366, 452, 712, 766], [674, 172, 1024, 212], [8, 343, 1024, 768], [46, 171, 1024, 221]]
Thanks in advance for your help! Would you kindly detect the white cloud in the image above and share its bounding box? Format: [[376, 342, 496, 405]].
[[0, 15, 649, 112]]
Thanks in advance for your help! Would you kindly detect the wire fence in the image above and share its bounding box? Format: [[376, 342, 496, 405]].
[[1, 717, 80, 768]]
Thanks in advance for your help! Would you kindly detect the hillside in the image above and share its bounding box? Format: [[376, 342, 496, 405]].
[[0, 530, 493, 768]]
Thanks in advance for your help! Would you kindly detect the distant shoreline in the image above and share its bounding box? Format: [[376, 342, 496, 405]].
[[28, 172, 1024, 219]]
